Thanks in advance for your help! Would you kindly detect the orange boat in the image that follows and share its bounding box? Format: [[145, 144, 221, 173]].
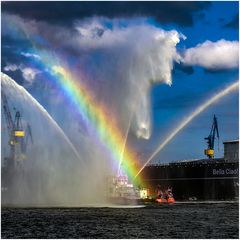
[[156, 197, 175, 203], [167, 197, 175, 203], [155, 186, 175, 204], [156, 198, 167, 203]]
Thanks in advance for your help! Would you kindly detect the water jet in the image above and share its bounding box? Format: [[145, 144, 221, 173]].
[[135, 81, 239, 178]]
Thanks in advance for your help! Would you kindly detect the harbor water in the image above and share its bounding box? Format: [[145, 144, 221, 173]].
[[1, 202, 238, 239]]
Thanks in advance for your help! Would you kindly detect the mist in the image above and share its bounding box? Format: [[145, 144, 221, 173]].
[[2, 73, 111, 206], [2, 14, 183, 139]]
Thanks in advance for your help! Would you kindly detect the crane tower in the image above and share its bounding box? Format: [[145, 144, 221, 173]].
[[204, 115, 219, 159], [1, 91, 33, 169]]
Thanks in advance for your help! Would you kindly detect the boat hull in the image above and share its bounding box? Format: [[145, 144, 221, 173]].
[[139, 159, 239, 200]]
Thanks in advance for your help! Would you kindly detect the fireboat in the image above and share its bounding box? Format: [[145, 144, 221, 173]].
[[107, 175, 175, 205], [107, 175, 143, 205]]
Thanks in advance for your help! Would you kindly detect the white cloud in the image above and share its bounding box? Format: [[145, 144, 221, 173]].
[[4, 64, 19, 72], [21, 67, 40, 84], [3, 63, 40, 85], [20, 52, 41, 60], [183, 39, 239, 69]]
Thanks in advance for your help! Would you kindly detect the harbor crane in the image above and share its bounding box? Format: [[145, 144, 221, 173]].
[[2, 91, 33, 168], [204, 114, 219, 159]]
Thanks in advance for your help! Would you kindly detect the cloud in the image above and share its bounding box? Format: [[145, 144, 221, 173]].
[[20, 52, 41, 60], [3, 63, 40, 85], [2, 1, 210, 27], [3, 63, 19, 72], [182, 39, 239, 70], [21, 67, 40, 84]]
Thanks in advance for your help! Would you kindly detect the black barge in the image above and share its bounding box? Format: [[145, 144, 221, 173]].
[[140, 140, 239, 200]]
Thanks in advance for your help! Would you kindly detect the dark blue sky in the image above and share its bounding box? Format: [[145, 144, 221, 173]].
[[2, 1, 239, 163]]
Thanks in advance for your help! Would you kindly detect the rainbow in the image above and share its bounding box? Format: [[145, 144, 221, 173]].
[[31, 51, 142, 185], [2, 17, 143, 185]]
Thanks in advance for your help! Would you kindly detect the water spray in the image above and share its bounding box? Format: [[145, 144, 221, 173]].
[[117, 113, 133, 176], [135, 81, 239, 178], [2, 73, 82, 163]]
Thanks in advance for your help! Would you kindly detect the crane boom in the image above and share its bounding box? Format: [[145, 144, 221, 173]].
[[1, 91, 14, 136], [204, 115, 219, 159]]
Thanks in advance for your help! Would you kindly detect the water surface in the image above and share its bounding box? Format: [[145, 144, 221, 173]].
[[1, 202, 238, 238]]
